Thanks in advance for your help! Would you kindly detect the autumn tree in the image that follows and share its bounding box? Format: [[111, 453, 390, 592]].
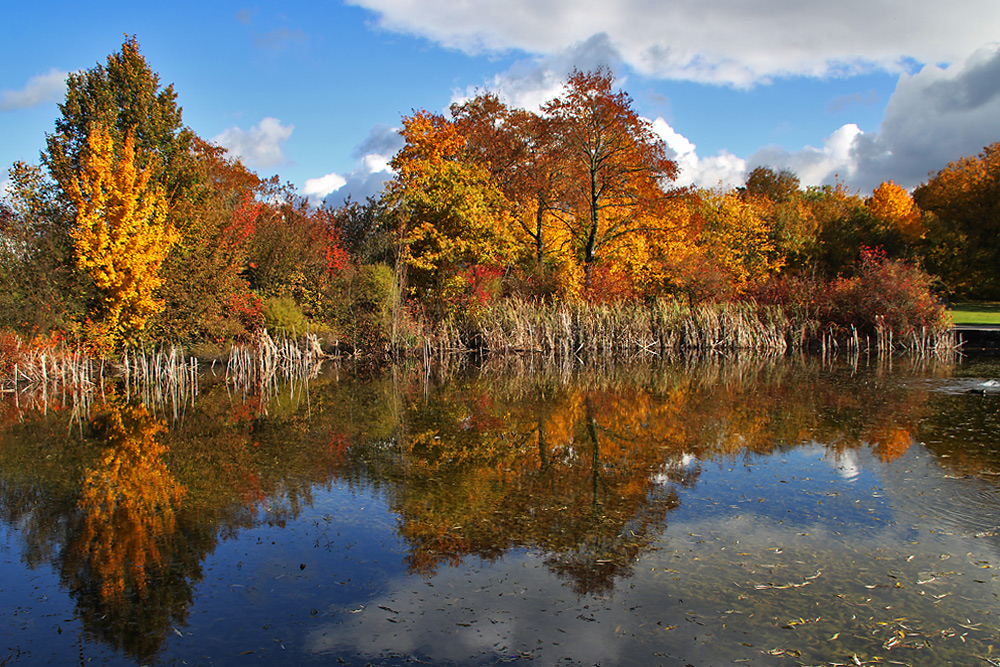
[[800, 182, 874, 277], [67, 126, 178, 345], [695, 189, 783, 298], [743, 166, 800, 203], [245, 181, 348, 325], [542, 69, 689, 289], [150, 137, 267, 341], [387, 110, 521, 313], [914, 142, 1000, 298], [41, 37, 271, 341], [451, 93, 564, 270], [866, 181, 922, 239]]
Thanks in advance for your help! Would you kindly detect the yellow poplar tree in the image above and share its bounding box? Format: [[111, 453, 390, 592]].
[[68, 126, 177, 345]]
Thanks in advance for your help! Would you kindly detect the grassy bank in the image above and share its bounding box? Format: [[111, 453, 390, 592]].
[[950, 302, 1000, 325]]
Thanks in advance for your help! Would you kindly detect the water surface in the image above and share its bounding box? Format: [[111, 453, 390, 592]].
[[1, 355, 999, 666]]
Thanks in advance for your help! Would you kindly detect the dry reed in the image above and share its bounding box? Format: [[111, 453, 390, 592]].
[[412, 299, 958, 361]]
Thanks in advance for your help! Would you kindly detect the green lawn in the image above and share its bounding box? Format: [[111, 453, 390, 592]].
[[950, 302, 1000, 325]]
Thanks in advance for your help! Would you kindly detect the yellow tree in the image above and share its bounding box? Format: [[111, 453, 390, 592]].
[[866, 180, 924, 242], [67, 126, 177, 345], [697, 189, 783, 297], [388, 110, 521, 313]]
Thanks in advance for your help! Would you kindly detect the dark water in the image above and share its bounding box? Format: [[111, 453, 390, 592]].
[[1, 355, 999, 666]]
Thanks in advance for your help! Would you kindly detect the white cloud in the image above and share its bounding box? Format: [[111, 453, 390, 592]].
[[212, 117, 294, 169], [350, 0, 1000, 86], [310, 126, 403, 208], [302, 172, 347, 204], [322, 153, 396, 208], [742, 43, 1000, 191], [748, 123, 863, 188], [452, 34, 623, 111], [0, 69, 67, 111], [650, 117, 746, 189]]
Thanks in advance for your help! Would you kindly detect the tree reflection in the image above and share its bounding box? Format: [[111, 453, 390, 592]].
[[379, 375, 701, 594], [352, 357, 956, 594], [59, 394, 188, 659], [0, 354, 992, 661]]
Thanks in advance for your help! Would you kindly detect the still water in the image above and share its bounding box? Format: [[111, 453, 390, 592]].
[[1, 354, 999, 666]]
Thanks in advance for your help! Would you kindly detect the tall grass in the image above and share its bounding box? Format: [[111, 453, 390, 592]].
[[460, 300, 795, 357], [411, 298, 957, 360], [225, 329, 326, 403], [0, 329, 328, 414]]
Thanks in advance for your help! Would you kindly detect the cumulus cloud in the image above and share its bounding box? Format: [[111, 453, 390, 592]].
[[351, 123, 405, 160], [737, 43, 1000, 191], [212, 117, 294, 169], [305, 125, 403, 208], [747, 123, 862, 188], [322, 154, 396, 208], [302, 172, 347, 204], [349, 0, 1000, 86], [0, 69, 67, 111], [452, 33, 623, 111], [650, 118, 746, 189], [850, 43, 1000, 189]]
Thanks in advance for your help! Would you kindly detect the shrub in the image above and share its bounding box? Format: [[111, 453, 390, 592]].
[[260, 295, 309, 334], [748, 247, 948, 337]]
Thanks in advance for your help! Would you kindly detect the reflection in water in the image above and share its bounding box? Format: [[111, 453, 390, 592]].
[[0, 354, 998, 665], [64, 395, 186, 658], [73, 396, 184, 601]]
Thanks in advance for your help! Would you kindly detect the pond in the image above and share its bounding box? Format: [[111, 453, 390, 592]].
[[1, 353, 999, 666]]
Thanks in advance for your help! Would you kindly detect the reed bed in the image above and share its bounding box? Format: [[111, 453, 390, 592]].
[[457, 300, 796, 358], [120, 345, 199, 418], [414, 299, 958, 361], [1, 329, 327, 417], [225, 329, 326, 402]]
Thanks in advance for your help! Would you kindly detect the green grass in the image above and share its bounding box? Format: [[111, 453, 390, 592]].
[[950, 302, 1000, 325]]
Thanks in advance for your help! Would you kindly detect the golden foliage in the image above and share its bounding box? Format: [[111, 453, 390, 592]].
[[699, 189, 783, 294], [866, 180, 923, 241], [389, 111, 521, 310], [76, 396, 185, 602], [67, 126, 178, 345]]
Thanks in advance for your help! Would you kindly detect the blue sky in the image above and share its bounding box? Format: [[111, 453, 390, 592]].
[[2, 1, 999, 206]]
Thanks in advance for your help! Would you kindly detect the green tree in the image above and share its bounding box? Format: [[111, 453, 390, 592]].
[[43, 36, 196, 204], [0, 162, 89, 333]]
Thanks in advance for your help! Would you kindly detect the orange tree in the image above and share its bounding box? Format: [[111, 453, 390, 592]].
[[542, 69, 692, 293], [450, 93, 566, 274], [914, 142, 1000, 298]]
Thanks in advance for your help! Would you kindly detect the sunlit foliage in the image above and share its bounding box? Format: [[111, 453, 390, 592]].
[[67, 126, 177, 345]]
